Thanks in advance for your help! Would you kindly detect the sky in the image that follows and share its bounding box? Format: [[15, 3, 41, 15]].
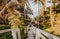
[[28, 0, 38, 19], [28, 0, 51, 19]]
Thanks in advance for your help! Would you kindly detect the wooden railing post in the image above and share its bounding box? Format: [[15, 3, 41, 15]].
[[12, 28, 21, 39], [0, 28, 21, 39]]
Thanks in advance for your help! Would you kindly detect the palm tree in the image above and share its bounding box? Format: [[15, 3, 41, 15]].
[[0, 0, 32, 23]]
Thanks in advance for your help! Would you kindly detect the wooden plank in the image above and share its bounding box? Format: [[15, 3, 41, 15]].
[[29, 26, 60, 39], [35, 27, 60, 39], [0, 29, 11, 33]]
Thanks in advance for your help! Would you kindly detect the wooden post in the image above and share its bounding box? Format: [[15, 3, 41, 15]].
[[12, 29, 17, 39], [17, 28, 21, 39], [12, 28, 21, 39], [50, 0, 55, 30]]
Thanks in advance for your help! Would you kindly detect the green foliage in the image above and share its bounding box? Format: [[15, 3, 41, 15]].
[[0, 25, 12, 39], [43, 22, 50, 29], [0, 25, 10, 30], [39, 24, 44, 30], [0, 31, 13, 39], [0, 25, 26, 39], [55, 4, 60, 13], [19, 26, 25, 39], [38, 8, 51, 30]]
